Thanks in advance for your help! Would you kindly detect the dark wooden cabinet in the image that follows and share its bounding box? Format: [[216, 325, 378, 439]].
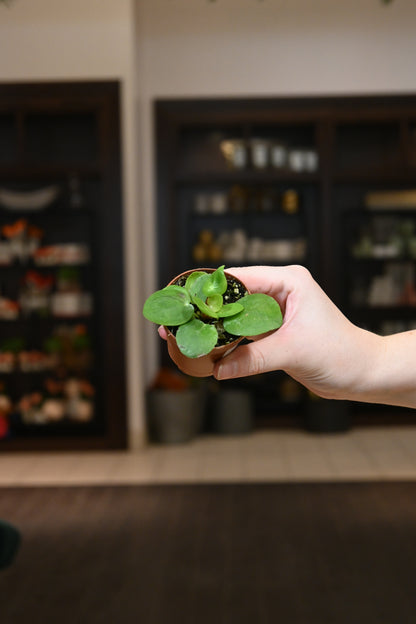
[[0, 81, 126, 450], [155, 95, 416, 427]]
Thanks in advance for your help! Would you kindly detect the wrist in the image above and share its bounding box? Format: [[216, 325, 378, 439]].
[[348, 330, 416, 408]]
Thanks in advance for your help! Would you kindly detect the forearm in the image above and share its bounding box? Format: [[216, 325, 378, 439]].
[[346, 329, 416, 409]]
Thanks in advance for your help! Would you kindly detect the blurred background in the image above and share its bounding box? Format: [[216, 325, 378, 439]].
[[1, 2, 416, 622]]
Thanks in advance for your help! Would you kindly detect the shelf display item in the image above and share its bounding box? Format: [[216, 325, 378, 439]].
[[19, 270, 54, 317], [64, 378, 94, 422], [365, 189, 416, 210], [350, 217, 416, 260], [193, 193, 211, 215], [0, 352, 15, 373], [359, 262, 416, 308], [192, 230, 222, 264], [47, 324, 93, 373], [16, 376, 95, 426], [33, 243, 89, 266], [0, 242, 12, 266], [196, 229, 307, 264], [0, 185, 60, 211], [0, 338, 24, 373], [250, 138, 270, 169], [18, 350, 56, 373], [0, 298, 19, 320], [288, 148, 318, 172], [2, 219, 43, 263], [270, 142, 288, 169], [220, 139, 247, 169], [51, 292, 92, 318], [281, 189, 300, 214], [18, 392, 46, 425]]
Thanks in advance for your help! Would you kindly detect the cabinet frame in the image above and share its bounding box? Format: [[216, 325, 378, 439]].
[[156, 94, 416, 426], [0, 81, 127, 450]]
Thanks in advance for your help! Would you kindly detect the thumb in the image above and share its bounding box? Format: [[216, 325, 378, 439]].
[[214, 333, 288, 380]]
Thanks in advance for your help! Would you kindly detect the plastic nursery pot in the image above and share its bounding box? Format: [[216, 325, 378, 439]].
[[165, 268, 248, 378]]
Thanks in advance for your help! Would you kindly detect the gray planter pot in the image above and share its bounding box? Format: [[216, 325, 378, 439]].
[[147, 390, 203, 444], [212, 389, 253, 434]]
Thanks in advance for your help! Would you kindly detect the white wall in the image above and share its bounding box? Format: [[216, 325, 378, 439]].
[[137, 0, 416, 98], [136, 0, 416, 385], [0, 0, 146, 448]]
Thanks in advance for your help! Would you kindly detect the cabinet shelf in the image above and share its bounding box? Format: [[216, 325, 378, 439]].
[[348, 306, 416, 319], [348, 256, 416, 265], [175, 170, 320, 186], [189, 211, 303, 220], [157, 94, 416, 428], [0, 315, 94, 326], [333, 170, 416, 184], [0, 206, 95, 218], [0, 81, 126, 451], [0, 163, 102, 179]]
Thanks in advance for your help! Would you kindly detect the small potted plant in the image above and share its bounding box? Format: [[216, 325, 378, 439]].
[[143, 265, 282, 377]]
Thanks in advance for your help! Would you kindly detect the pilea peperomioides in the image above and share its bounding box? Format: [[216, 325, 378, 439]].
[[143, 266, 283, 359]]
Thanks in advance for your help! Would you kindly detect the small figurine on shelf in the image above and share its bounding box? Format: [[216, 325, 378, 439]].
[[19, 270, 54, 317], [228, 185, 247, 214], [18, 392, 45, 425], [0, 337, 25, 373], [42, 378, 65, 423], [18, 350, 52, 373], [51, 267, 93, 318], [43, 335, 62, 371], [51, 324, 93, 372], [1, 219, 44, 263], [64, 378, 95, 422], [26, 224, 44, 258], [2, 219, 28, 263], [0, 297, 19, 320], [192, 230, 223, 264]]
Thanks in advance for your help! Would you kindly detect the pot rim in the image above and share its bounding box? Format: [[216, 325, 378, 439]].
[[164, 266, 250, 354], [164, 267, 250, 376]]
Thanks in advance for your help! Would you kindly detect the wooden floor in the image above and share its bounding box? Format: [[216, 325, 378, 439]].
[[1, 426, 416, 485], [2, 481, 416, 623]]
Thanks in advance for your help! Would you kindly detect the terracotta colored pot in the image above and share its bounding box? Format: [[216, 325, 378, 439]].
[[165, 268, 248, 377]]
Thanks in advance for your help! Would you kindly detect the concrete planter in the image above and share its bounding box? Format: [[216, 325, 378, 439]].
[[147, 389, 203, 444]]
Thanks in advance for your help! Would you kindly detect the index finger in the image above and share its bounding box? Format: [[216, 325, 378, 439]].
[[225, 265, 292, 308]]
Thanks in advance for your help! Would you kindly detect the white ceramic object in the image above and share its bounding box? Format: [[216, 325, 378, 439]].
[[0, 185, 60, 211], [251, 139, 270, 169], [51, 292, 93, 317], [220, 139, 247, 169], [270, 143, 287, 168]]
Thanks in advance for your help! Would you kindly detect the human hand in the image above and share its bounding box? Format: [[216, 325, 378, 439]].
[[158, 265, 416, 407], [212, 265, 381, 401]]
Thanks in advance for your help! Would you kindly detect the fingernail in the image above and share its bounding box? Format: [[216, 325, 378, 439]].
[[216, 361, 233, 380]]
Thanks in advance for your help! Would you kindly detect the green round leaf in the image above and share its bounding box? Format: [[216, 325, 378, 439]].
[[206, 294, 223, 313], [202, 265, 227, 297], [194, 295, 218, 319], [218, 302, 243, 318], [176, 318, 218, 358], [143, 285, 194, 326], [185, 272, 208, 300], [223, 294, 282, 336]]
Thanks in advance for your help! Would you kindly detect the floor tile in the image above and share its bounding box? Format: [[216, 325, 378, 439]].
[[2, 427, 416, 486]]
